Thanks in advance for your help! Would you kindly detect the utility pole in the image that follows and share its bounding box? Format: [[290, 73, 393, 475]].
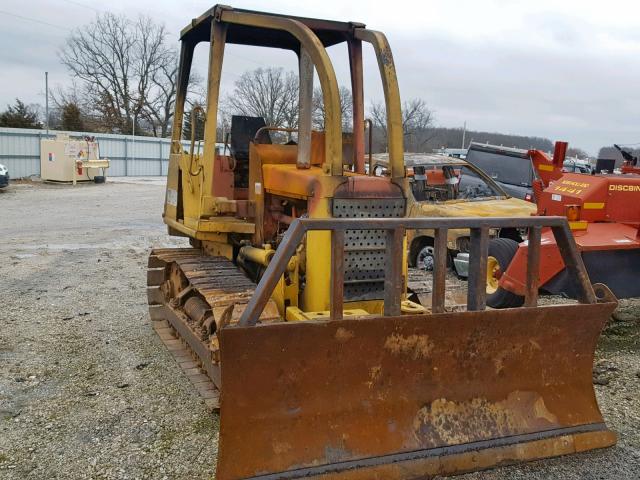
[[45, 71, 49, 134], [132, 114, 136, 166], [461, 121, 466, 149]]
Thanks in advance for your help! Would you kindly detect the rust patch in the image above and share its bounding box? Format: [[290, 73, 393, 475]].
[[335, 327, 354, 342], [493, 356, 505, 376], [366, 365, 382, 388], [272, 441, 292, 455], [384, 333, 434, 359], [413, 391, 558, 447]]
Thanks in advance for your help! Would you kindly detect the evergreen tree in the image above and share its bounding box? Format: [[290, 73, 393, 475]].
[[61, 103, 85, 131], [0, 99, 42, 129], [183, 107, 205, 141]]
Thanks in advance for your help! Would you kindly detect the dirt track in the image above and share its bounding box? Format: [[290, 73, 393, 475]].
[[1, 179, 639, 479]]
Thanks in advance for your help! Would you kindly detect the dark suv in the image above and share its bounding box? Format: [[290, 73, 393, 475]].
[[465, 143, 534, 200]]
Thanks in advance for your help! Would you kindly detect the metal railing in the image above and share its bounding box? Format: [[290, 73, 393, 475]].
[[238, 216, 597, 326]]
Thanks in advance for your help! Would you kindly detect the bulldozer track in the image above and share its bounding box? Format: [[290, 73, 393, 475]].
[[151, 319, 220, 412], [146, 247, 276, 412]]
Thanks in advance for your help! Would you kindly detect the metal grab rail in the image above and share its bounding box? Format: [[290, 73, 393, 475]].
[[237, 216, 596, 327]]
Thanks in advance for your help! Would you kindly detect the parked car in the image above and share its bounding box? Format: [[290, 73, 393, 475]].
[[465, 143, 535, 200], [371, 153, 536, 276], [0, 163, 9, 188]]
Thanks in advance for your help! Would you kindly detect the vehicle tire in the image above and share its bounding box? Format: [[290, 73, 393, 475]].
[[416, 244, 435, 271], [411, 237, 452, 271], [486, 238, 524, 309], [409, 237, 432, 269]]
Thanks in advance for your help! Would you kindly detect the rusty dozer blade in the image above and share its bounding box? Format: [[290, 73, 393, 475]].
[[217, 302, 616, 480]]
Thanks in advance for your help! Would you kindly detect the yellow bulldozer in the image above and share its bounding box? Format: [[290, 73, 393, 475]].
[[147, 5, 617, 479]]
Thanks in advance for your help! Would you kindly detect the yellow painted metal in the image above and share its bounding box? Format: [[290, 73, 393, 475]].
[[408, 196, 536, 253], [239, 245, 275, 267], [538, 163, 555, 172], [164, 217, 247, 243], [78, 159, 110, 169], [401, 299, 426, 313], [569, 220, 589, 230], [202, 20, 228, 205], [169, 37, 195, 154], [487, 255, 500, 294], [416, 197, 536, 218], [202, 241, 234, 260], [163, 153, 181, 222], [285, 307, 371, 321], [221, 9, 343, 175], [162, 6, 408, 318], [168, 22, 231, 228], [178, 152, 204, 224], [304, 224, 333, 311], [197, 219, 255, 234], [583, 202, 605, 210], [284, 255, 300, 309], [355, 29, 403, 179]]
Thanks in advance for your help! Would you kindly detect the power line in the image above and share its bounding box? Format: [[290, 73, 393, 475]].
[[0, 9, 71, 31], [56, 0, 103, 12]]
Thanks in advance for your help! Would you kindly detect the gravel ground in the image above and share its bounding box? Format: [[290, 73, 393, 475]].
[[0, 180, 215, 479], [1, 179, 639, 479]]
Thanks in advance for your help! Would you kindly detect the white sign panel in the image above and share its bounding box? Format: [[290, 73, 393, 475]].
[[166, 188, 178, 207]]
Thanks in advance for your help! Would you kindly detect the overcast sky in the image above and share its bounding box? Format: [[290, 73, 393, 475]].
[[1, 0, 639, 154]]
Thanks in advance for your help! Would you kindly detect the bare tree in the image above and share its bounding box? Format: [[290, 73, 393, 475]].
[[567, 147, 589, 159], [369, 102, 386, 133], [312, 86, 353, 131], [59, 13, 173, 135], [138, 48, 202, 138], [369, 98, 436, 152], [51, 82, 98, 132], [222, 67, 357, 140], [223, 68, 299, 131]]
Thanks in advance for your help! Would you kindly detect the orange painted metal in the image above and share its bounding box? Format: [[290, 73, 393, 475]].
[[538, 173, 608, 221], [333, 175, 405, 199], [501, 166, 640, 297], [537, 171, 640, 224], [217, 302, 616, 479], [528, 141, 567, 187], [500, 230, 565, 296], [348, 38, 365, 174], [500, 223, 640, 296], [262, 164, 322, 198], [212, 154, 235, 198]]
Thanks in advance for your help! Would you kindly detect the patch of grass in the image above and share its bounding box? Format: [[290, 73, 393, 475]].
[[599, 314, 640, 352], [157, 429, 177, 452], [193, 414, 214, 434]]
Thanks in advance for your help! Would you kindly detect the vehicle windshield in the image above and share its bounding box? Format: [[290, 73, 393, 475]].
[[563, 162, 591, 174], [411, 164, 504, 202], [466, 148, 533, 187]]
